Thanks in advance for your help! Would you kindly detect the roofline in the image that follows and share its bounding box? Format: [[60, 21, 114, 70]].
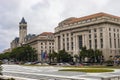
[[62, 12, 120, 24]]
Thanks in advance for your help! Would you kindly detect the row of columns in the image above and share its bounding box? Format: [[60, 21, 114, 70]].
[[55, 32, 88, 55]]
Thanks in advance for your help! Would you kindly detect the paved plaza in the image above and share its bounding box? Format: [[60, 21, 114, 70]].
[[2, 64, 120, 80]]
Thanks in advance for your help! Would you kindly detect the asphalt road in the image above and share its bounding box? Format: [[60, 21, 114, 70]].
[[2, 64, 120, 80], [2, 64, 85, 80]]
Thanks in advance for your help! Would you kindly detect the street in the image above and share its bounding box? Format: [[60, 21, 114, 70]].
[[2, 64, 120, 80]]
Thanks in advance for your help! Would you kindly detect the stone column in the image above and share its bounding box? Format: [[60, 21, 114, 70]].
[[69, 33, 72, 52], [83, 33, 88, 48], [54, 36, 58, 52], [105, 27, 109, 49], [37, 41, 41, 61], [97, 29, 100, 49], [65, 33, 67, 51], [60, 34, 63, 50], [111, 27, 114, 49], [76, 35, 79, 54], [73, 34, 76, 54], [91, 29, 95, 49], [85, 32, 89, 49], [116, 33, 118, 49]]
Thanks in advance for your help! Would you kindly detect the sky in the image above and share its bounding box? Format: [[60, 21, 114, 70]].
[[0, 0, 120, 52]]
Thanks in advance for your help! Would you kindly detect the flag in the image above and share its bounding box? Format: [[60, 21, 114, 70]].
[[41, 52, 45, 59]]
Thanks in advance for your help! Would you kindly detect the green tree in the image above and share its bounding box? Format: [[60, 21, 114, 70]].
[[0, 52, 11, 60], [48, 51, 57, 63], [23, 45, 37, 62], [79, 47, 88, 62], [79, 47, 103, 63], [0, 45, 38, 63], [48, 49, 73, 63], [74, 54, 79, 62], [57, 49, 73, 63]]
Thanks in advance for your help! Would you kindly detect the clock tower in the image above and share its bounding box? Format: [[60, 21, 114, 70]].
[[19, 17, 27, 45]]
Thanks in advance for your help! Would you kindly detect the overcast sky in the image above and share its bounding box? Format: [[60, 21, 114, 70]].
[[0, 0, 120, 52]]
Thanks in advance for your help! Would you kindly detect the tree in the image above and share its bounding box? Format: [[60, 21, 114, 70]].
[[79, 47, 103, 63], [48, 51, 57, 63], [74, 54, 79, 62], [57, 49, 73, 63], [0, 45, 38, 63], [0, 52, 11, 60], [94, 49, 103, 63], [23, 45, 37, 62], [48, 49, 73, 63], [79, 47, 88, 62]]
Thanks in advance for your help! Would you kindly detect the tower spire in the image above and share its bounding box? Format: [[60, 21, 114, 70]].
[[19, 17, 27, 24]]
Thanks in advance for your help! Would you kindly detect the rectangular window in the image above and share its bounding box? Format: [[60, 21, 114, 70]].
[[67, 43, 69, 50], [78, 35, 82, 49], [67, 38, 69, 41], [67, 33, 69, 37], [94, 29, 96, 32], [71, 42, 73, 50], [100, 33, 103, 37], [118, 39, 120, 48], [89, 34, 91, 39], [114, 39, 116, 48], [49, 50, 51, 53], [62, 34, 64, 37], [117, 29, 119, 32], [114, 33, 116, 38], [89, 30, 91, 33], [110, 38, 112, 48], [109, 28, 111, 31], [89, 40, 91, 49], [109, 33, 111, 37], [117, 34, 119, 38], [41, 46, 43, 48], [71, 37, 73, 41], [114, 28, 115, 32], [95, 39, 97, 49], [94, 34, 97, 38], [58, 36, 60, 50], [63, 38, 65, 42], [100, 38, 103, 48]]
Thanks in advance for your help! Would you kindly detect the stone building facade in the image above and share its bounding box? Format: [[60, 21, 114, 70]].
[[10, 18, 54, 61], [10, 37, 19, 49], [54, 12, 120, 60], [25, 32, 54, 61]]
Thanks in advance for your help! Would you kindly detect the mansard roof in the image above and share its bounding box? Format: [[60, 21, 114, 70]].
[[19, 17, 27, 24]]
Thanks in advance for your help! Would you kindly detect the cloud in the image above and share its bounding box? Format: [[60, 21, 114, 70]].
[[0, 0, 120, 52], [91, 0, 110, 7]]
